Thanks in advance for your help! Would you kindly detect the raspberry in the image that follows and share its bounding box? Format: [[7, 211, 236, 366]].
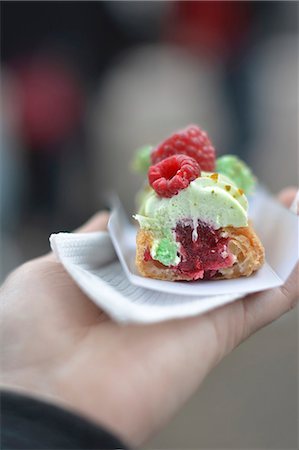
[[148, 154, 201, 198], [151, 125, 216, 171]]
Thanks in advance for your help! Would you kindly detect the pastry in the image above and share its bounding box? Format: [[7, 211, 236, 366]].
[[133, 125, 264, 281]]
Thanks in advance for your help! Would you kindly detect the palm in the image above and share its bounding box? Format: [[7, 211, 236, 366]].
[[0, 255, 242, 442], [1, 194, 298, 447]]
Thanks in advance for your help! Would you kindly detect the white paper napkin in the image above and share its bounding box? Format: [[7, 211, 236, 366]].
[[49, 231, 245, 324], [50, 188, 298, 324]]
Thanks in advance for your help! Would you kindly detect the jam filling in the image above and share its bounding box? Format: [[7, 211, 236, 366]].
[[174, 221, 234, 280], [144, 248, 152, 262], [143, 220, 235, 280]]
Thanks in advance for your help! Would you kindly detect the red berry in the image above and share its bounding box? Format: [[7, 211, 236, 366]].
[[148, 154, 201, 198], [151, 125, 216, 171]]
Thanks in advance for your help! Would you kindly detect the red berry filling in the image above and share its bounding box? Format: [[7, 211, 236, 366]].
[[174, 221, 234, 280], [148, 154, 201, 198], [144, 248, 152, 261], [151, 125, 216, 171]]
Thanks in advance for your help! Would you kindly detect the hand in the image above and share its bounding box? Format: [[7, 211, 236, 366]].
[[0, 189, 298, 447]]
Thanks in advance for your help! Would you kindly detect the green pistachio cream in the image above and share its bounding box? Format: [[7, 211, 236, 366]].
[[131, 145, 153, 174], [216, 155, 255, 194], [134, 172, 249, 267]]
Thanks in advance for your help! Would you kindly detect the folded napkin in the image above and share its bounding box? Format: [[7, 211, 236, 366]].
[[49, 231, 243, 324], [50, 188, 298, 324]]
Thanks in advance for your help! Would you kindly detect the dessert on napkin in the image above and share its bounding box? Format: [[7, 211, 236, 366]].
[[133, 125, 264, 282]]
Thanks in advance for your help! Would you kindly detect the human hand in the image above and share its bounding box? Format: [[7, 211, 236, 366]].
[[1, 189, 298, 447]]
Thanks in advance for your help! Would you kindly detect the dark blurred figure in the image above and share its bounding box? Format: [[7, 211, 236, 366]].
[[14, 56, 83, 213]]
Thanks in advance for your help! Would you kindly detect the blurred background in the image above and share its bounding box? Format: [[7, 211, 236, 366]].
[[1, 1, 298, 448]]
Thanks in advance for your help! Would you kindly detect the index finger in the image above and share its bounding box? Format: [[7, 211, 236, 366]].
[[74, 211, 110, 233]]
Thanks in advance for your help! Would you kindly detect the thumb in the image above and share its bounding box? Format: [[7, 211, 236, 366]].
[[74, 211, 110, 233]]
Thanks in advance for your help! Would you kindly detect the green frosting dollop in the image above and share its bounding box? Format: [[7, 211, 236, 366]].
[[216, 155, 255, 194], [131, 145, 152, 174]]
